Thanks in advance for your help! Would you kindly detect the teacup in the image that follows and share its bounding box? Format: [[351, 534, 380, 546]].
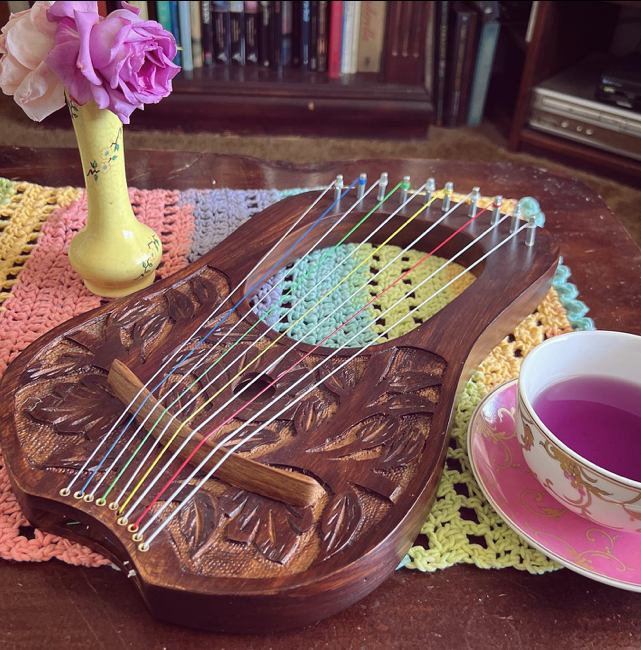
[[516, 330, 641, 532]]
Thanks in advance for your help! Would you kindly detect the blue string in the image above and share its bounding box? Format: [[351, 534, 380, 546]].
[[79, 179, 359, 494]]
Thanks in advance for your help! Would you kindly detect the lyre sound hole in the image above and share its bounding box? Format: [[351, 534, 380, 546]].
[[233, 373, 276, 402]]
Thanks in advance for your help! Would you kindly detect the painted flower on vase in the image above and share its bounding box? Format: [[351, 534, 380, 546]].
[[0, 1, 65, 121], [46, 1, 180, 124]]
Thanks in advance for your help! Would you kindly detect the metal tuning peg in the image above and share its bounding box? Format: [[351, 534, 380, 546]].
[[334, 174, 344, 206], [377, 172, 389, 201], [525, 215, 537, 246], [424, 177, 436, 208], [442, 181, 453, 212], [510, 201, 522, 233], [492, 195, 503, 225], [468, 186, 481, 218], [400, 176, 410, 205], [357, 173, 367, 202]]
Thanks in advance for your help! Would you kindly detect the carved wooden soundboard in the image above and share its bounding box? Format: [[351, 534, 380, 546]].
[[0, 187, 559, 632]]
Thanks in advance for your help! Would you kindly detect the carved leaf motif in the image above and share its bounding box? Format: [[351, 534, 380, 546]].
[[132, 313, 169, 347], [322, 366, 358, 397], [109, 298, 154, 328], [166, 288, 195, 321], [21, 350, 93, 382], [191, 275, 219, 305], [293, 398, 326, 436], [26, 374, 122, 440], [226, 426, 281, 452], [178, 491, 222, 559], [43, 437, 125, 473], [375, 393, 436, 416], [354, 416, 399, 449], [66, 329, 128, 372], [386, 371, 442, 392], [221, 489, 313, 565], [379, 426, 426, 467], [318, 488, 362, 561]]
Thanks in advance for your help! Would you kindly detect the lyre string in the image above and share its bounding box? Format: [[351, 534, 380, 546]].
[[91, 178, 396, 502], [128, 199, 490, 528], [118, 187, 465, 520], [99, 180, 412, 504], [118, 186, 454, 518], [139, 216, 526, 547], [69, 178, 358, 498]]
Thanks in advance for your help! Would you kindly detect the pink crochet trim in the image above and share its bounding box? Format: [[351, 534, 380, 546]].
[[0, 189, 194, 567]]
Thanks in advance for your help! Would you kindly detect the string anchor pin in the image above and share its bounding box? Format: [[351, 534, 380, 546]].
[[442, 181, 453, 212], [138, 542, 150, 553], [132, 532, 144, 543], [108, 502, 119, 511], [83, 493, 94, 503], [492, 195, 503, 225], [399, 176, 410, 205], [117, 516, 129, 527], [127, 523, 139, 533], [525, 215, 537, 247], [96, 498, 107, 507], [357, 173, 367, 202], [510, 201, 522, 234], [376, 172, 388, 201], [333, 174, 343, 204], [59, 488, 70, 497], [73, 490, 84, 500], [424, 178, 436, 208], [468, 187, 481, 218]]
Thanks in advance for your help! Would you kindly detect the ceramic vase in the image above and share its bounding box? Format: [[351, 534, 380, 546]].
[[67, 95, 162, 298]]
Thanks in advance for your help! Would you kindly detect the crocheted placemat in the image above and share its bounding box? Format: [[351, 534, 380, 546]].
[[0, 179, 594, 572]]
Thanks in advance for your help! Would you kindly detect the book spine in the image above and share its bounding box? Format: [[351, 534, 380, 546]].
[[129, 1, 149, 20], [230, 0, 245, 65], [213, 1, 231, 65], [245, 1, 259, 65], [259, 1, 272, 67], [281, 1, 292, 67], [328, 0, 343, 78], [202, 1, 214, 66], [169, 1, 182, 66], [301, 1, 311, 70], [157, 1, 172, 31], [467, 21, 499, 126], [317, 0, 328, 72], [340, 1, 353, 75], [191, 1, 203, 68], [458, 9, 477, 125], [310, 1, 318, 71], [357, 0, 386, 73], [271, 0, 282, 71], [7, 1, 30, 11], [349, 0, 360, 74], [383, 1, 429, 84], [445, 8, 469, 127], [424, 1, 435, 97], [178, 1, 193, 71], [435, 1, 449, 125], [97, 1, 108, 17], [292, 1, 301, 67]]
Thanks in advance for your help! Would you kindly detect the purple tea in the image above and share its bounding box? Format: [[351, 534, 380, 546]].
[[532, 376, 641, 482]]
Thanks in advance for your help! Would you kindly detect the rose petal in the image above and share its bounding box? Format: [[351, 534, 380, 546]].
[[13, 61, 65, 120]]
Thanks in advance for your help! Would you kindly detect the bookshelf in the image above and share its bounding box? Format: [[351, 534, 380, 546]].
[[137, 66, 433, 139], [505, 0, 641, 183]]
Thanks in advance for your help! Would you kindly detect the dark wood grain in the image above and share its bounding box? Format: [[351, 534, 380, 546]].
[[0, 148, 640, 647]]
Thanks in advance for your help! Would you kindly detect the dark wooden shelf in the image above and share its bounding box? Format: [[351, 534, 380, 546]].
[[520, 127, 641, 183], [501, 23, 529, 54], [134, 67, 433, 139]]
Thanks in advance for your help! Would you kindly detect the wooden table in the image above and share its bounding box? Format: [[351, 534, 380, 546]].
[[1, 148, 641, 649]]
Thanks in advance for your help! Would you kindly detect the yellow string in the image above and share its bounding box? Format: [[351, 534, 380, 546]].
[[119, 192, 441, 513]]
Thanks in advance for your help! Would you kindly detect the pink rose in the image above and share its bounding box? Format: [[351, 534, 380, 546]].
[[0, 1, 65, 121], [45, 1, 180, 124]]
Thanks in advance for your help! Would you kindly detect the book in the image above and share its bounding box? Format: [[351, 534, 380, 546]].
[[349, 0, 360, 74], [97, 1, 108, 17], [272, 0, 283, 71], [340, 1, 356, 75], [213, 1, 231, 65], [434, 1, 449, 125], [157, 1, 172, 32], [301, 1, 311, 70], [466, 1, 499, 126], [230, 1, 245, 65], [7, 2, 30, 12], [444, 2, 471, 127], [169, 1, 181, 66], [328, 0, 343, 78], [190, 1, 203, 68], [383, 1, 430, 84], [245, 1, 259, 65], [310, 1, 318, 71], [259, 1, 272, 67], [202, 1, 214, 66], [357, 0, 387, 73], [178, 1, 193, 71], [281, 1, 293, 67], [147, 0, 157, 21], [424, 0, 435, 99], [458, 7, 478, 124], [129, 1, 149, 20], [317, 0, 329, 72], [292, 1, 301, 67]]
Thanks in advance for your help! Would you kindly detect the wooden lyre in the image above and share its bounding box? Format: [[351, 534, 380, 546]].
[[0, 173, 559, 632]]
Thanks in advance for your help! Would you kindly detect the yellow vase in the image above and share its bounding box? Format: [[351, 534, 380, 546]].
[[67, 95, 162, 298]]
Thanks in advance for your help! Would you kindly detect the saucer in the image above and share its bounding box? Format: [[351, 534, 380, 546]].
[[468, 379, 641, 591]]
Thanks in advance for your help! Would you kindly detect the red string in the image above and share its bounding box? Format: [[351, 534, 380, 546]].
[[135, 204, 489, 527]]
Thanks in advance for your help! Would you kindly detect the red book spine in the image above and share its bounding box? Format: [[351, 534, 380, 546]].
[[328, 1, 343, 78]]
